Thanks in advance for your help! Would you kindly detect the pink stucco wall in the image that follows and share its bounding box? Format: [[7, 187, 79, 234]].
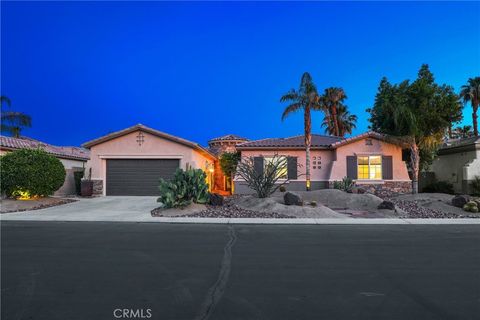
[[237, 138, 410, 183], [330, 138, 410, 182], [239, 149, 334, 181], [86, 130, 214, 195]]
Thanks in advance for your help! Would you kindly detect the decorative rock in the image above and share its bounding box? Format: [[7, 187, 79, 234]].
[[284, 192, 303, 206], [209, 193, 224, 206], [378, 200, 395, 210], [351, 187, 366, 194], [452, 195, 470, 208]]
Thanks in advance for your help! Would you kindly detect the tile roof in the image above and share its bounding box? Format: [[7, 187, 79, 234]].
[[237, 134, 343, 149], [0, 136, 90, 161], [236, 132, 406, 150], [208, 134, 249, 142], [441, 136, 480, 149]]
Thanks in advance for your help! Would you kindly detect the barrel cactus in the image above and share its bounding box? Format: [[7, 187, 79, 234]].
[[157, 168, 210, 208]]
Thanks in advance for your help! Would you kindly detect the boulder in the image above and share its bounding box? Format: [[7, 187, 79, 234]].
[[452, 195, 470, 208], [377, 200, 395, 210], [351, 186, 367, 194], [284, 192, 303, 206], [209, 193, 224, 206]]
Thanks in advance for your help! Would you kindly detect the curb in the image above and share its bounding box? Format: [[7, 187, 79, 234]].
[[2, 217, 480, 225]]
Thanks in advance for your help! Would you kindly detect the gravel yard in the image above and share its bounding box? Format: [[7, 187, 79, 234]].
[[0, 197, 77, 213], [151, 190, 480, 219], [388, 193, 480, 219], [151, 196, 295, 218]]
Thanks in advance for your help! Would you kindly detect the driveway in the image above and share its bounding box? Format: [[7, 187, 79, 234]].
[[0, 197, 159, 222]]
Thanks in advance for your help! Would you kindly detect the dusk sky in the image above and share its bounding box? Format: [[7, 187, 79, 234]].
[[1, 1, 479, 147]]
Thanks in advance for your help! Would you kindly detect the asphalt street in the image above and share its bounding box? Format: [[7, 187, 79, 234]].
[[1, 222, 479, 320]]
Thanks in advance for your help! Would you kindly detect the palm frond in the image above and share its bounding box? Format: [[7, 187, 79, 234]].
[[280, 89, 299, 102], [281, 103, 302, 121], [0, 95, 11, 107]]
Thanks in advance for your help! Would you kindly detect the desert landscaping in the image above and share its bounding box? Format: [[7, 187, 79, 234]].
[[151, 189, 480, 219]]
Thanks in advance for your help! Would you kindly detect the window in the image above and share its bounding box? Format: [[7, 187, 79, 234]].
[[357, 155, 382, 180], [264, 156, 288, 179]]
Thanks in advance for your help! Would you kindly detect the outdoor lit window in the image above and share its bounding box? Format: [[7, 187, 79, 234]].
[[357, 155, 382, 180], [264, 156, 288, 179]]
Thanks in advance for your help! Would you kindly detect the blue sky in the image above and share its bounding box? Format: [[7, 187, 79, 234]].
[[1, 1, 479, 146]]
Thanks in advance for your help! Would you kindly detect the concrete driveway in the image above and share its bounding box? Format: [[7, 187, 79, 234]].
[[0, 197, 160, 222]]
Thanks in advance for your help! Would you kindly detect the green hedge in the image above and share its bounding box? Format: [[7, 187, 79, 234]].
[[0, 149, 66, 197]]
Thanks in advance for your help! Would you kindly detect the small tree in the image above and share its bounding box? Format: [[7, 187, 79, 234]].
[[235, 155, 290, 198], [219, 151, 241, 191], [0, 149, 66, 197]]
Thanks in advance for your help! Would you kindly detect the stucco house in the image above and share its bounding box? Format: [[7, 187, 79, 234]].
[[82, 124, 412, 196], [82, 124, 218, 196], [0, 136, 89, 196], [430, 136, 480, 194], [235, 132, 412, 195]]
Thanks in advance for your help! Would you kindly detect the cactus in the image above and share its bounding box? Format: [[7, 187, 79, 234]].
[[157, 168, 210, 208]]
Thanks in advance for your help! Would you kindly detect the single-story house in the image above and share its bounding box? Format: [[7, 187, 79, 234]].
[[0, 136, 90, 196], [430, 136, 480, 194], [235, 132, 412, 194], [82, 124, 218, 196], [81, 124, 412, 196]]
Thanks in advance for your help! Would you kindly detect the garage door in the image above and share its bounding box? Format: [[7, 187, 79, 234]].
[[106, 159, 180, 196]]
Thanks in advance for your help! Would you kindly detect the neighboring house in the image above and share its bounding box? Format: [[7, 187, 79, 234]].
[[0, 136, 89, 196], [82, 124, 218, 196], [235, 132, 411, 195], [430, 136, 480, 194]]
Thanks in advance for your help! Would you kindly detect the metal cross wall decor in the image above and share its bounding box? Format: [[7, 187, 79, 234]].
[[136, 132, 145, 146]]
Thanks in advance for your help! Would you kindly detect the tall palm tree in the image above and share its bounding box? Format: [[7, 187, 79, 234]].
[[321, 87, 347, 136], [336, 104, 358, 137], [460, 77, 480, 136], [280, 72, 321, 191], [1, 96, 32, 138]]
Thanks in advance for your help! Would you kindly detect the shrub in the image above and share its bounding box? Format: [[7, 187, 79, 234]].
[[422, 180, 454, 194], [279, 185, 286, 192], [471, 176, 480, 196], [73, 170, 84, 195], [0, 149, 66, 197], [310, 200, 317, 207], [463, 201, 479, 213], [333, 176, 355, 192], [219, 152, 241, 178], [235, 155, 290, 198], [157, 168, 210, 208]]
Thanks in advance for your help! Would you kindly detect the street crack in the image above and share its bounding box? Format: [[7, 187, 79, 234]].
[[195, 226, 237, 320]]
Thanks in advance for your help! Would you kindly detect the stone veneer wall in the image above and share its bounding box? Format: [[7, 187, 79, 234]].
[[92, 179, 103, 196], [326, 181, 411, 197], [355, 181, 412, 197]]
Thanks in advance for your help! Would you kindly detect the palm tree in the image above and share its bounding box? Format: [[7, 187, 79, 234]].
[[1, 96, 32, 138], [321, 87, 347, 136], [280, 72, 321, 191], [336, 105, 358, 137], [452, 125, 474, 139], [460, 77, 480, 136]]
